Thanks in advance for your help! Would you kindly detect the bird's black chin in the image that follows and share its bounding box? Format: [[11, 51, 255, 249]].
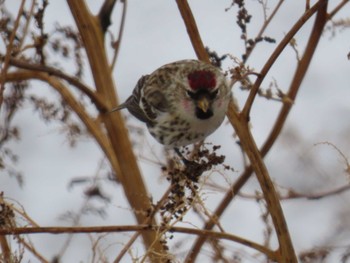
[[195, 107, 213, 120]]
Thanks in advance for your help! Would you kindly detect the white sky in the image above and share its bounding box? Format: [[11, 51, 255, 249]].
[[2, 0, 350, 262]]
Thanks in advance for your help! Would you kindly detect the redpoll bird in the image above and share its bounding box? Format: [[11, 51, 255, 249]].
[[112, 60, 231, 147]]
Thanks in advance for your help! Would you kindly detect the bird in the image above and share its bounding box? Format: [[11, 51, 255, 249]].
[[111, 59, 231, 148]]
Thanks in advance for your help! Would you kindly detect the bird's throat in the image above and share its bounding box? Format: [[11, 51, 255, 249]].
[[195, 107, 213, 119]]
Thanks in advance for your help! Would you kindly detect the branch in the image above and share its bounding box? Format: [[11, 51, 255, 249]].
[[110, 0, 128, 70], [6, 57, 108, 111], [17, 0, 36, 53], [241, 0, 328, 120], [173, 1, 295, 261], [18, 236, 50, 263], [227, 103, 298, 262], [67, 0, 165, 260], [244, 0, 285, 62], [5, 70, 121, 176], [0, 225, 276, 261], [0, 0, 26, 110], [98, 0, 118, 33], [329, 0, 349, 19], [190, 0, 330, 259], [175, 0, 209, 62], [113, 185, 173, 263], [0, 236, 11, 262], [290, 184, 350, 200]]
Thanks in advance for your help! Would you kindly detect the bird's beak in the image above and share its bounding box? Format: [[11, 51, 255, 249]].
[[197, 97, 210, 113]]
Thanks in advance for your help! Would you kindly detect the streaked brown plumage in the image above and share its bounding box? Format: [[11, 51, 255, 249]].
[[112, 60, 231, 147]]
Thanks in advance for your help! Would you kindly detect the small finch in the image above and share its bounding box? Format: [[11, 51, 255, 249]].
[[111, 59, 231, 148]]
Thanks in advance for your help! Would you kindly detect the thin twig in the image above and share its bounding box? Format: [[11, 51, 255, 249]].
[[5, 57, 108, 111], [227, 102, 298, 262], [244, 0, 285, 62], [113, 185, 173, 263], [328, 0, 349, 19], [110, 0, 128, 71], [0, 225, 276, 261], [99, 0, 118, 33], [18, 236, 50, 263], [17, 0, 36, 53], [243, 183, 350, 201], [175, 0, 209, 62], [0, 0, 26, 110], [187, 0, 329, 261], [5, 70, 121, 180], [174, 1, 293, 261], [67, 1, 164, 259], [241, 0, 328, 120]]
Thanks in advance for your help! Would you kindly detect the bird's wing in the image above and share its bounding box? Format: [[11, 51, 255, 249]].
[[111, 75, 156, 124]]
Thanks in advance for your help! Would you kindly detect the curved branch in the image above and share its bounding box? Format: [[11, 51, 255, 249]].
[[175, 0, 209, 63], [189, 0, 330, 259], [17, 0, 36, 53], [98, 0, 118, 33], [227, 104, 298, 262], [110, 0, 128, 70], [6, 57, 108, 111], [0, 236, 11, 263], [0, 225, 276, 261], [67, 1, 164, 260], [244, 0, 285, 62], [0, 0, 26, 110], [241, 0, 328, 119], [5, 70, 121, 178], [329, 0, 349, 19]]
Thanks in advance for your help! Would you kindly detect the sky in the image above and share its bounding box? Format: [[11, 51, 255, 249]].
[[2, 0, 350, 262]]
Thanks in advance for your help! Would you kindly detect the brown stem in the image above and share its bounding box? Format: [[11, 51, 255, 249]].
[[5, 70, 120, 175], [175, 0, 209, 63], [66, 0, 165, 260], [0, 0, 26, 110], [328, 0, 349, 19], [98, 0, 118, 32], [175, 0, 329, 261], [110, 0, 128, 71], [6, 57, 108, 111], [227, 105, 297, 262], [17, 0, 36, 53], [0, 236, 11, 263], [18, 236, 50, 263], [0, 225, 276, 260], [244, 0, 285, 62], [113, 185, 173, 263], [241, 0, 328, 120], [189, 0, 329, 260]]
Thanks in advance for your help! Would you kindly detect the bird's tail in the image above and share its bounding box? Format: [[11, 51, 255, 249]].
[[109, 103, 127, 113]]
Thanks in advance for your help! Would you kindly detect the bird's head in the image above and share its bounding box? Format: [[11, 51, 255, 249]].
[[185, 70, 220, 120]]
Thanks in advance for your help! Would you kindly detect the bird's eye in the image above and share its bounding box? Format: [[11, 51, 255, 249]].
[[186, 90, 196, 99], [210, 89, 219, 99]]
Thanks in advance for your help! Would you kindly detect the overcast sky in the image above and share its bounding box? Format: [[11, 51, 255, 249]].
[[2, 1, 350, 262]]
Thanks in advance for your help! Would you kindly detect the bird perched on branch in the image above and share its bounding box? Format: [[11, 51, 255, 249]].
[[111, 59, 231, 148]]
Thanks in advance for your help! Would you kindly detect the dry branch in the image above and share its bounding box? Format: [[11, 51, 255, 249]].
[[5, 70, 120, 173], [68, 0, 165, 260], [241, 0, 329, 119], [6, 57, 107, 111], [173, 0, 335, 262], [66, 0, 165, 260], [0, 0, 26, 109], [0, 225, 276, 261], [189, 1, 329, 261]]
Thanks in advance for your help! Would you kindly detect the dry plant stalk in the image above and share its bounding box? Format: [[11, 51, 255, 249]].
[[1, 0, 166, 261], [1, 0, 349, 262], [66, 0, 166, 260], [175, 0, 328, 262]]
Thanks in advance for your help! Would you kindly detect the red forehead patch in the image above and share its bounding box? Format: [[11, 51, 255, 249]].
[[187, 70, 216, 90]]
